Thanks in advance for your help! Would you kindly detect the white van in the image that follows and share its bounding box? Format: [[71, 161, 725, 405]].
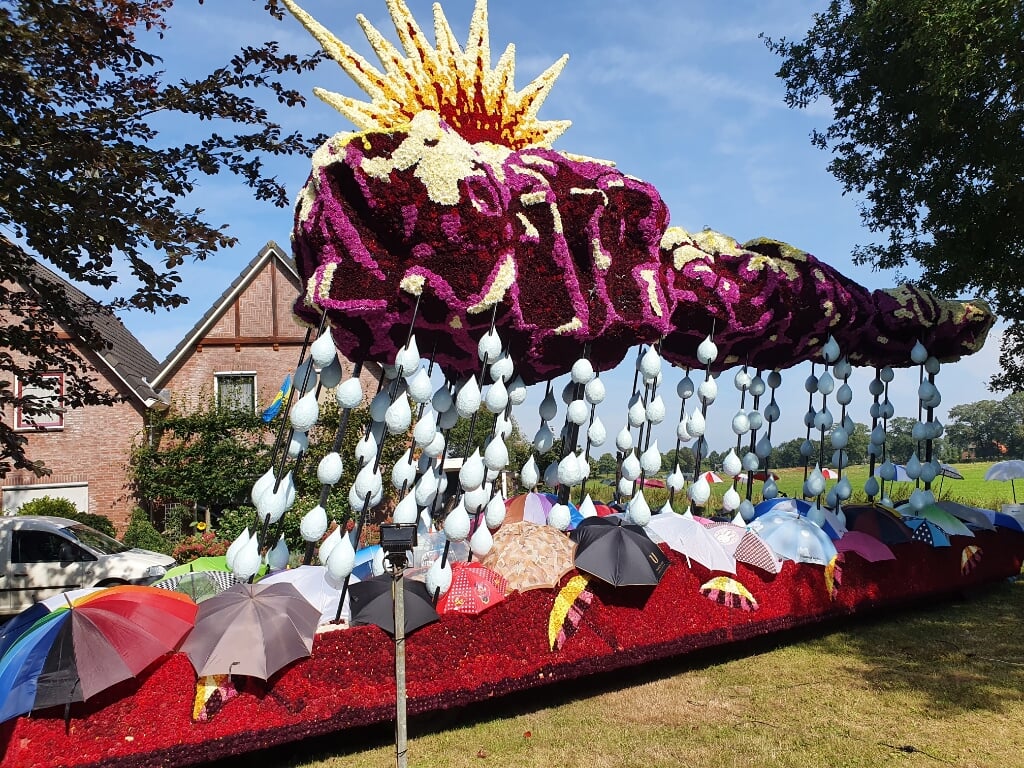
[[0, 516, 175, 615]]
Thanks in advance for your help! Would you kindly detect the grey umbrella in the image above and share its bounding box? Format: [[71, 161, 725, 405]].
[[181, 581, 320, 681]]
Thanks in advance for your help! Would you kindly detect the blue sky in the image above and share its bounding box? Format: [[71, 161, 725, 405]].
[[120, 0, 1005, 459]]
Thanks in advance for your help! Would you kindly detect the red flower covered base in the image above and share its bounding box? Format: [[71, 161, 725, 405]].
[[2, 530, 1021, 768]]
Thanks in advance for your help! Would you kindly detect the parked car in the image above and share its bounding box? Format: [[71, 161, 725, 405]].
[[0, 516, 175, 615]]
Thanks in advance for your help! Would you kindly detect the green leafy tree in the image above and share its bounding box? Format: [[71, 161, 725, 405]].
[[883, 417, 920, 466], [772, 437, 818, 469], [0, 0, 325, 476], [764, 1, 1024, 391], [946, 392, 1024, 459], [129, 404, 272, 516]]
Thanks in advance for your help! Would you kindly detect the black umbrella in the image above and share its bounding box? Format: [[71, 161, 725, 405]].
[[843, 504, 914, 545], [569, 517, 670, 587], [348, 575, 440, 637]]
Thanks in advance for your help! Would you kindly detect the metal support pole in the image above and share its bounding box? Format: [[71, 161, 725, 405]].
[[393, 563, 408, 768]]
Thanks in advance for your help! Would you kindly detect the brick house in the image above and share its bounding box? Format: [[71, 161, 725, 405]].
[[2, 242, 378, 532], [1, 261, 164, 528]]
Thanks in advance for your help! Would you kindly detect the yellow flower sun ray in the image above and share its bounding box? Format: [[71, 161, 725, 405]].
[[282, 0, 571, 149]]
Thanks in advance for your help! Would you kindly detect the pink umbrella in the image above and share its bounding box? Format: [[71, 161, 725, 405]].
[[835, 531, 896, 563]]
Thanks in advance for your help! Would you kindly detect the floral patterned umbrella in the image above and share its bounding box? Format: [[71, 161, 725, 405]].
[[479, 521, 576, 593]]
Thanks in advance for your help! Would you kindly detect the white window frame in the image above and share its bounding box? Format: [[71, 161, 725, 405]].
[[214, 371, 257, 414], [15, 372, 65, 430]]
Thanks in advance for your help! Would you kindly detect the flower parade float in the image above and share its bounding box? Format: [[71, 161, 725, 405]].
[[0, 1, 1018, 767]]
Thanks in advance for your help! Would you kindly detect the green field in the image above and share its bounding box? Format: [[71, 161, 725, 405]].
[[578, 461, 1019, 514]]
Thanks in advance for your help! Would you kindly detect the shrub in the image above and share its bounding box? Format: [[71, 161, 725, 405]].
[[215, 506, 306, 556], [172, 531, 229, 563], [17, 497, 117, 537], [122, 508, 172, 555]]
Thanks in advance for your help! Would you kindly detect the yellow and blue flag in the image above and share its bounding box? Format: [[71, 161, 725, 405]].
[[260, 374, 291, 422]]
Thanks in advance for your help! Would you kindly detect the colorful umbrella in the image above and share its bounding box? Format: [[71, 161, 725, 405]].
[[698, 471, 724, 484], [0, 586, 197, 724], [480, 521, 576, 593], [645, 513, 736, 574], [548, 574, 595, 651], [961, 545, 983, 575], [695, 519, 783, 574], [699, 576, 759, 611], [899, 503, 975, 538], [435, 562, 508, 615], [570, 517, 671, 587], [0, 588, 102, 661], [834, 531, 896, 563], [820, 468, 840, 480], [903, 517, 952, 547], [504, 493, 582, 529], [181, 582, 320, 680]]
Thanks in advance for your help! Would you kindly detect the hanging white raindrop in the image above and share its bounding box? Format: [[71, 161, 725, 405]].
[[507, 375, 528, 406], [615, 426, 634, 452], [646, 395, 666, 425], [455, 376, 482, 418], [639, 441, 661, 474], [289, 389, 320, 433], [310, 327, 338, 369], [696, 335, 718, 365], [547, 503, 571, 531], [469, 523, 494, 557], [385, 394, 412, 434], [336, 376, 363, 409], [477, 328, 502, 363], [520, 455, 540, 490], [394, 335, 421, 376], [317, 452, 344, 486], [300, 505, 329, 542], [490, 353, 514, 383], [571, 357, 595, 384]]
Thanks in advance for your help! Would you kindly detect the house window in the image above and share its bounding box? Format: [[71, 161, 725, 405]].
[[16, 373, 64, 430], [215, 372, 256, 413]]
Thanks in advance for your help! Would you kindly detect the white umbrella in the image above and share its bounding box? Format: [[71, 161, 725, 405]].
[[984, 459, 1024, 503], [645, 512, 736, 573], [260, 565, 357, 625]]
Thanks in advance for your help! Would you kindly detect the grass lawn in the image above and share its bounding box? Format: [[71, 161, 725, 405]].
[[215, 578, 1024, 768], [579, 461, 1019, 514]]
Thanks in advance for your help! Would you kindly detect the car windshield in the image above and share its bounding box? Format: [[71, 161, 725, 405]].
[[63, 524, 132, 555]]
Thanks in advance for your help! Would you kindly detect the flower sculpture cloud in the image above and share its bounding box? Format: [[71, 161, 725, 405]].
[[287, 0, 994, 381]]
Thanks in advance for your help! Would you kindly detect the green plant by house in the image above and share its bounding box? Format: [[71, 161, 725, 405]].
[[16, 497, 116, 537], [121, 508, 172, 555]]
